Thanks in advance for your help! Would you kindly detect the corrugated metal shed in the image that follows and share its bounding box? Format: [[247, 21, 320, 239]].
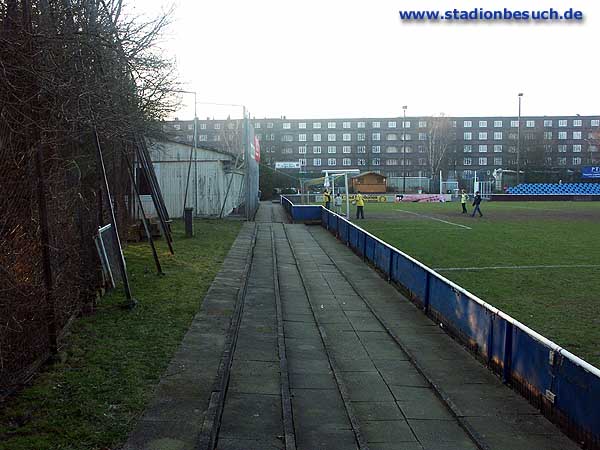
[[137, 140, 245, 218]]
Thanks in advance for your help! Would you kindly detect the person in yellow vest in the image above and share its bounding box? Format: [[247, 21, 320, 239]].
[[323, 189, 332, 210], [460, 189, 469, 214], [355, 190, 365, 219]]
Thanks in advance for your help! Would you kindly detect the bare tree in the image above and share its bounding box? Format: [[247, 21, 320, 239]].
[[425, 114, 453, 179]]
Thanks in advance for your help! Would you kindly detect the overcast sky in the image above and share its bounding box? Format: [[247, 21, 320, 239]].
[[131, 0, 598, 120]]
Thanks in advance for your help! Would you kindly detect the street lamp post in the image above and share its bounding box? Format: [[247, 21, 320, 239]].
[[402, 106, 408, 193], [516, 93, 523, 185]]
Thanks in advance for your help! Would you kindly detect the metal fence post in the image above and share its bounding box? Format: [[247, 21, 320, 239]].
[[503, 322, 513, 384]]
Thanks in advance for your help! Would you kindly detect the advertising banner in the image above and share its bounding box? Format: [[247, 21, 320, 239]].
[[581, 166, 600, 179]]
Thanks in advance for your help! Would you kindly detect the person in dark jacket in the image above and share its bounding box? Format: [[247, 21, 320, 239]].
[[471, 191, 483, 217]]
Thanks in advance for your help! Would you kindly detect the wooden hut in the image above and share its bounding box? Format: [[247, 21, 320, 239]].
[[351, 171, 387, 193]]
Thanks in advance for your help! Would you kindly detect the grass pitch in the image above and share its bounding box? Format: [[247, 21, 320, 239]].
[[342, 200, 600, 367]]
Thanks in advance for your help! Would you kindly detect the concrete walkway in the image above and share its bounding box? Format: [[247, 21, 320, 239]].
[[123, 202, 579, 450]]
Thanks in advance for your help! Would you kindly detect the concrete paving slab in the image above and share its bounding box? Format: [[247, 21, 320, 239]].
[[391, 387, 454, 420], [362, 420, 417, 443], [351, 401, 405, 421], [229, 360, 280, 395], [219, 392, 282, 440], [408, 420, 479, 449], [216, 437, 284, 450], [343, 371, 394, 402], [121, 419, 199, 450], [289, 372, 337, 390]]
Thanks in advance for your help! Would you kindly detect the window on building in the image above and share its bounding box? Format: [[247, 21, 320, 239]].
[[464, 157, 472, 166], [573, 131, 582, 139], [328, 146, 336, 154], [342, 146, 351, 154], [343, 121, 351, 129], [558, 132, 567, 140], [299, 158, 306, 166], [419, 120, 427, 128], [479, 145, 488, 153], [510, 120, 519, 127], [283, 122, 291, 129], [313, 146, 322, 154], [508, 132, 518, 140], [372, 121, 381, 128], [313, 158, 322, 166], [386, 159, 398, 166], [313, 122, 321, 129], [372, 132, 381, 141], [267, 122, 274, 128], [545, 157, 552, 165], [573, 144, 582, 152], [558, 119, 567, 127], [299, 146, 307, 154], [494, 120, 503, 128], [357, 146, 367, 153], [386, 146, 398, 153], [494, 132, 502, 140], [343, 133, 351, 141], [282, 134, 293, 142], [451, 120, 457, 128], [299, 133, 307, 142], [544, 131, 552, 140], [479, 132, 488, 140], [388, 121, 396, 128], [186, 135, 194, 142], [479, 157, 488, 166], [494, 144, 502, 152], [418, 145, 426, 153], [328, 158, 336, 166], [573, 119, 582, 127], [463, 169, 473, 177], [479, 120, 487, 128], [464, 120, 472, 128], [558, 145, 567, 152], [464, 132, 472, 140], [403, 121, 411, 129], [358, 159, 366, 166], [372, 158, 381, 165], [343, 158, 351, 166], [199, 135, 208, 142], [526, 120, 535, 128], [573, 157, 582, 165], [370, 145, 379, 153], [282, 147, 293, 154], [386, 133, 397, 141], [357, 121, 365, 128], [494, 157, 502, 165], [357, 133, 366, 141], [544, 119, 552, 127], [215, 123, 224, 130], [299, 122, 306, 129], [313, 133, 321, 142], [404, 146, 413, 153], [403, 133, 412, 141], [557, 157, 566, 166], [253, 123, 260, 129], [464, 144, 472, 153], [591, 119, 600, 127], [328, 122, 336, 129], [418, 158, 426, 165], [328, 133, 336, 141], [418, 133, 427, 141], [185, 123, 193, 131]]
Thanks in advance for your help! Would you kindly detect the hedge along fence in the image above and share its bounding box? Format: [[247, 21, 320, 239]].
[[281, 196, 600, 450]]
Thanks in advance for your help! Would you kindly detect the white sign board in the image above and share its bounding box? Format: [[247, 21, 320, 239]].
[[275, 161, 301, 169]]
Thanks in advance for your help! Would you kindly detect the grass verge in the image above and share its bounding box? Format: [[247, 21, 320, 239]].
[[0, 219, 241, 450]]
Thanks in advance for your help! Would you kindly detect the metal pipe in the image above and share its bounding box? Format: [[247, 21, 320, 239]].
[[402, 106, 407, 193], [516, 93, 523, 185]]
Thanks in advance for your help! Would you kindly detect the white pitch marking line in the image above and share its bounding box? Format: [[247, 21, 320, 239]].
[[435, 264, 600, 272], [395, 209, 472, 230]]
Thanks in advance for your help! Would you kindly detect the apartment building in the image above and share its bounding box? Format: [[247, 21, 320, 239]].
[[162, 115, 600, 180]]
